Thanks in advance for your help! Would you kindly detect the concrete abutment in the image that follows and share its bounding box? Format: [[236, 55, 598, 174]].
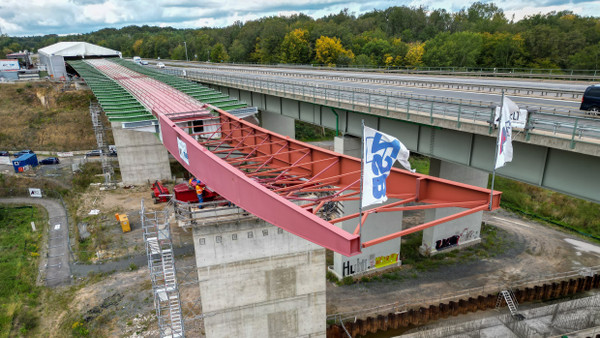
[[192, 216, 326, 337], [111, 122, 171, 185]]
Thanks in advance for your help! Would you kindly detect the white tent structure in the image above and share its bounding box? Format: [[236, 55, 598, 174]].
[[38, 42, 121, 79]]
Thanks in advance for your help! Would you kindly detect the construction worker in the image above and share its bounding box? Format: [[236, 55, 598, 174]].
[[195, 183, 204, 208]]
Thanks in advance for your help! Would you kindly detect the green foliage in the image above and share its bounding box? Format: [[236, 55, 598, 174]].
[[337, 276, 355, 286], [424, 31, 483, 67], [210, 43, 229, 63], [493, 176, 600, 239], [72, 321, 89, 337], [0, 206, 44, 337], [2, 5, 599, 70], [326, 270, 339, 283], [73, 162, 103, 191], [294, 120, 336, 142], [408, 155, 430, 174]]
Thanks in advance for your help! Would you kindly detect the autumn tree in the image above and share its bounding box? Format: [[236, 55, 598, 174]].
[[405, 42, 425, 67], [280, 28, 311, 64], [315, 36, 354, 66]]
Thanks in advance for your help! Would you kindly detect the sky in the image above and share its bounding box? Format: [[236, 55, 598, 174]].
[[0, 0, 598, 37]]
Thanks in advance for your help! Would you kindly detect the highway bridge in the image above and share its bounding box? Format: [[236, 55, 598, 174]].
[[156, 61, 600, 204]]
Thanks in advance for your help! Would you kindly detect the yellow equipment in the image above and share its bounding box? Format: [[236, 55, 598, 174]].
[[115, 213, 131, 233]]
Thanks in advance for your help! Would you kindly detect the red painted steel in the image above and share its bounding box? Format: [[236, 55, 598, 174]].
[[86, 59, 501, 257]]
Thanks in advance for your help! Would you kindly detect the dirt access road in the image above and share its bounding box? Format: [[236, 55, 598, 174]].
[[0, 197, 72, 287], [326, 208, 600, 317]]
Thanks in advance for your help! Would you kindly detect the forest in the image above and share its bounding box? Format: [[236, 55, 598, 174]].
[[1, 2, 599, 70]]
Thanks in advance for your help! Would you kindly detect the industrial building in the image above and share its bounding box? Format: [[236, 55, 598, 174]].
[[38, 42, 121, 79]]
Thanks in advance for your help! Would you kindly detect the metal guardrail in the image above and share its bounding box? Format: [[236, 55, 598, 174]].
[[156, 59, 600, 82], [163, 68, 600, 149], [167, 63, 585, 100]]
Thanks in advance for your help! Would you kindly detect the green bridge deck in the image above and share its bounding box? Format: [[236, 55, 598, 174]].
[[68, 58, 248, 124]]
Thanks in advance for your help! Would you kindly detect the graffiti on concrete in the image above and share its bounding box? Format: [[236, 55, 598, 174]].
[[343, 258, 369, 277], [375, 253, 399, 268], [435, 235, 460, 250], [343, 252, 400, 276], [459, 227, 478, 242]]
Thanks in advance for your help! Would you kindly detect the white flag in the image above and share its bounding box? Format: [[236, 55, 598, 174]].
[[495, 96, 518, 169], [362, 126, 412, 208]]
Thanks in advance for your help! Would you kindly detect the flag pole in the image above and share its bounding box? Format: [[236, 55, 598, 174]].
[[489, 90, 504, 210], [358, 119, 365, 248]]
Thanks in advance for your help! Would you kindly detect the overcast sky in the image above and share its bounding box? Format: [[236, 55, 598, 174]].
[[0, 0, 597, 36]]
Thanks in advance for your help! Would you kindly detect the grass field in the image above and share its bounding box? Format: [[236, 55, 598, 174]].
[[0, 82, 105, 151], [0, 205, 45, 337]]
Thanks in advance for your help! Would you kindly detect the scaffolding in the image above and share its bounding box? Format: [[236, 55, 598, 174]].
[[89, 101, 114, 185], [141, 200, 185, 338]]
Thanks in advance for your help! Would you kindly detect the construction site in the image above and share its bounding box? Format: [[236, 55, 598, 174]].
[[1, 41, 599, 338]]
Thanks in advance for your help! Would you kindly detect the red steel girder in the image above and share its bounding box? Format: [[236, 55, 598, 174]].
[[87, 59, 501, 257]]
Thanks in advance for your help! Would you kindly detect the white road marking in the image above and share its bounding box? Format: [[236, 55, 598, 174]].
[[489, 216, 532, 228], [564, 238, 600, 255], [54, 224, 60, 230]]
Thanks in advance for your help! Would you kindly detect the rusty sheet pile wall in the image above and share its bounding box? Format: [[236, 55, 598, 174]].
[[327, 274, 600, 337]]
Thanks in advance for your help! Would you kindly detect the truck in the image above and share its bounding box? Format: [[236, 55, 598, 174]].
[[12, 153, 38, 173], [133, 56, 142, 64]]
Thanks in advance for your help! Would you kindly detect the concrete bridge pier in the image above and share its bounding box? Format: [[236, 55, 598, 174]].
[[332, 135, 403, 278], [260, 111, 295, 139], [110, 122, 172, 185], [192, 214, 326, 337], [420, 159, 488, 256]]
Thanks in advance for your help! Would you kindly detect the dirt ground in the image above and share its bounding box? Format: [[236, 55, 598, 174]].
[[326, 208, 600, 318], [30, 183, 600, 337], [75, 184, 194, 262]]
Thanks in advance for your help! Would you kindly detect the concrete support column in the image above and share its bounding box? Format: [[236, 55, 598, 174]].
[[110, 122, 172, 185], [261, 111, 295, 138], [332, 135, 402, 278], [420, 159, 489, 256], [333, 135, 361, 158], [192, 217, 326, 337]]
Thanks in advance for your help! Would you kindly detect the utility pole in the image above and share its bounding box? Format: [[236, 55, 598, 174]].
[[184, 41, 189, 62]]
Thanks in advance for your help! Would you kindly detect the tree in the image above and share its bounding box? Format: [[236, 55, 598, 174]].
[[314, 36, 354, 66], [353, 54, 372, 66], [361, 38, 391, 65], [253, 17, 287, 63], [229, 39, 247, 63], [423, 32, 483, 67], [405, 42, 425, 67], [479, 32, 526, 67], [280, 28, 311, 64], [569, 43, 600, 69], [210, 43, 229, 63], [171, 45, 187, 60]]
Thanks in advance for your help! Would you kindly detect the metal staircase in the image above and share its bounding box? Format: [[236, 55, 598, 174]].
[[497, 289, 521, 318], [89, 101, 114, 184], [141, 200, 185, 338]]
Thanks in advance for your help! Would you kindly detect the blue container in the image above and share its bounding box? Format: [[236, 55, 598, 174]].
[[12, 153, 38, 173]]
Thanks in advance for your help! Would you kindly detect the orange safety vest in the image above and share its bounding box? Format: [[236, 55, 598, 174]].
[[195, 185, 204, 194]]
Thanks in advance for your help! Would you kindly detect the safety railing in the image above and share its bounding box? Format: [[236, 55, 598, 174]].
[[165, 64, 586, 100], [156, 59, 600, 81]]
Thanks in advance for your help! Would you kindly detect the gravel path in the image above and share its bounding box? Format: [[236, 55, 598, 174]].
[[0, 197, 72, 287], [326, 208, 600, 317]]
